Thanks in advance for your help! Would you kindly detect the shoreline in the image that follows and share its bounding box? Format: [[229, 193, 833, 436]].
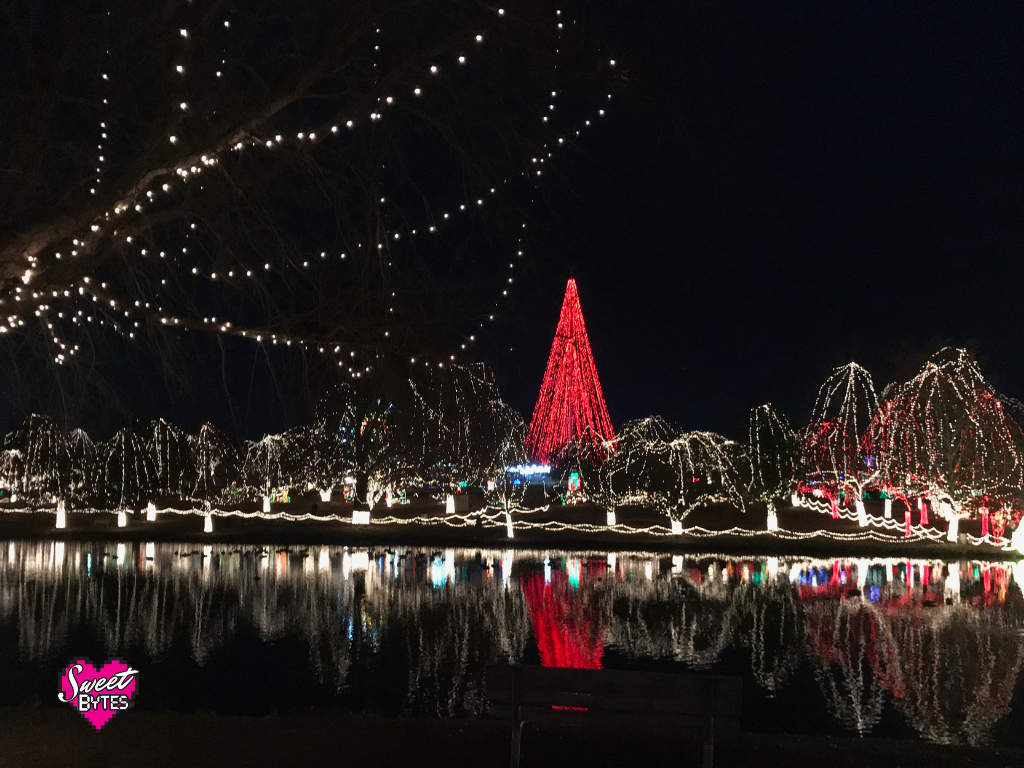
[[0, 501, 1019, 561]]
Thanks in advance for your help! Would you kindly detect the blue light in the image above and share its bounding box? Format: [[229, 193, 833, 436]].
[[506, 463, 551, 476]]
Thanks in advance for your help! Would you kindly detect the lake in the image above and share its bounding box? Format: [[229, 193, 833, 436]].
[[1, 540, 1022, 747]]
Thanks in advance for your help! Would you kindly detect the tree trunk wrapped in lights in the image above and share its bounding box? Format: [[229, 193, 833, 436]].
[[868, 349, 1024, 539]]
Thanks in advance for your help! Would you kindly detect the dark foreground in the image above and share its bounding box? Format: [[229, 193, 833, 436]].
[[1, 708, 1019, 768]]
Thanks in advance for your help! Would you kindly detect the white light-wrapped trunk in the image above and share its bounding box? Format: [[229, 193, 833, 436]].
[[856, 500, 868, 527]]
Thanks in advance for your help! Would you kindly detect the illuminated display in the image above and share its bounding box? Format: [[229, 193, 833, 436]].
[[525, 279, 615, 463]]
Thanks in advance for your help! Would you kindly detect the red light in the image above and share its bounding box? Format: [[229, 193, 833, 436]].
[[525, 279, 615, 462], [522, 572, 604, 669]]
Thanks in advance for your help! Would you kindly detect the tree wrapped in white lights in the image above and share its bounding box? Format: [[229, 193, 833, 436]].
[[799, 363, 880, 516], [148, 418, 191, 499], [0, 449, 25, 499], [3, 414, 69, 503], [319, 363, 524, 507], [408, 363, 526, 492], [323, 382, 413, 508], [747, 404, 799, 530], [189, 422, 240, 503], [242, 432, 292, 500], [672, 430, 748, 514], [100, 423, 156, 510], [66, 428, 97, 504], [596, 416, 682, 512], [280, 423, 345, 500], [595, 417, 747, 519], [867, 349, 1024, 540]]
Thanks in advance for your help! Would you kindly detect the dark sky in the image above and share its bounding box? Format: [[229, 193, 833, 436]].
[[487, 1, 1024, 438], [5, 2, 1021, 444]]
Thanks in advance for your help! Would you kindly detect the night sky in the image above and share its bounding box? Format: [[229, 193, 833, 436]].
[[3, 2, 1022, 442], [487, 1, 1024, 438]]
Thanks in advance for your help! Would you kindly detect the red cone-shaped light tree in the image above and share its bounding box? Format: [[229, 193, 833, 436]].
[[525, 279, 615, 463]]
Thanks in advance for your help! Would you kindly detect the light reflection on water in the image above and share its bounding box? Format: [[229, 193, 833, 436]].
[[1, 540, 1022, 746]]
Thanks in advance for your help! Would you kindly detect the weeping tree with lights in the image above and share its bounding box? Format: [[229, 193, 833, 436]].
[[671, 430, 748, 516], [0, 449, 25, 500], [595, 417, 747, 520], [0, 1, 622, 429], [868, 349, 1024, 542], [99, 422, 156, 510], [277, 422, 345, 499], [242, 432, 291, 500], [320, 379, 410, 508], [408, 363, 526, 493], [66, 427, 97, 505], [147, 417, 192, 499], [320, 361, 524, 507], [747, 404, 798, 530], [189, 422, 241, 503], [483, 401, 528, 507], [799, 362, 881, 519], [3, 414, 70, 504], [595, 416, 682, 514]]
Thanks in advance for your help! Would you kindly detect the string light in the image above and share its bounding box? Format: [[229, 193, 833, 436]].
[[0, 7, 619, 382]]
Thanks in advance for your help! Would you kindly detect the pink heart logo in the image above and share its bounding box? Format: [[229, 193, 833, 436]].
[[59, 658, 138, 730]]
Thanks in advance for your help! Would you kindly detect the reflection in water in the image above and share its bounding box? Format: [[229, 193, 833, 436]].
[[1, 541, 1022, 744], [522, 559, 605, 668]]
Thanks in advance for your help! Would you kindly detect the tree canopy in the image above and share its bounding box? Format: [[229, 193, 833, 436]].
[[0, 0, 619, 426]]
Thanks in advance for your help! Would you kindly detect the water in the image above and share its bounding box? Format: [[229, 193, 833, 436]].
[[1, 540, 1022, 747]]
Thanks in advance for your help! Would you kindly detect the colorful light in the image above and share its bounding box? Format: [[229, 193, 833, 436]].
[[868, 349, 1024, 534]]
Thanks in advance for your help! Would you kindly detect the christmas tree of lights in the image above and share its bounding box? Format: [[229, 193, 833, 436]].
[[525, 279, 615, 463]]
